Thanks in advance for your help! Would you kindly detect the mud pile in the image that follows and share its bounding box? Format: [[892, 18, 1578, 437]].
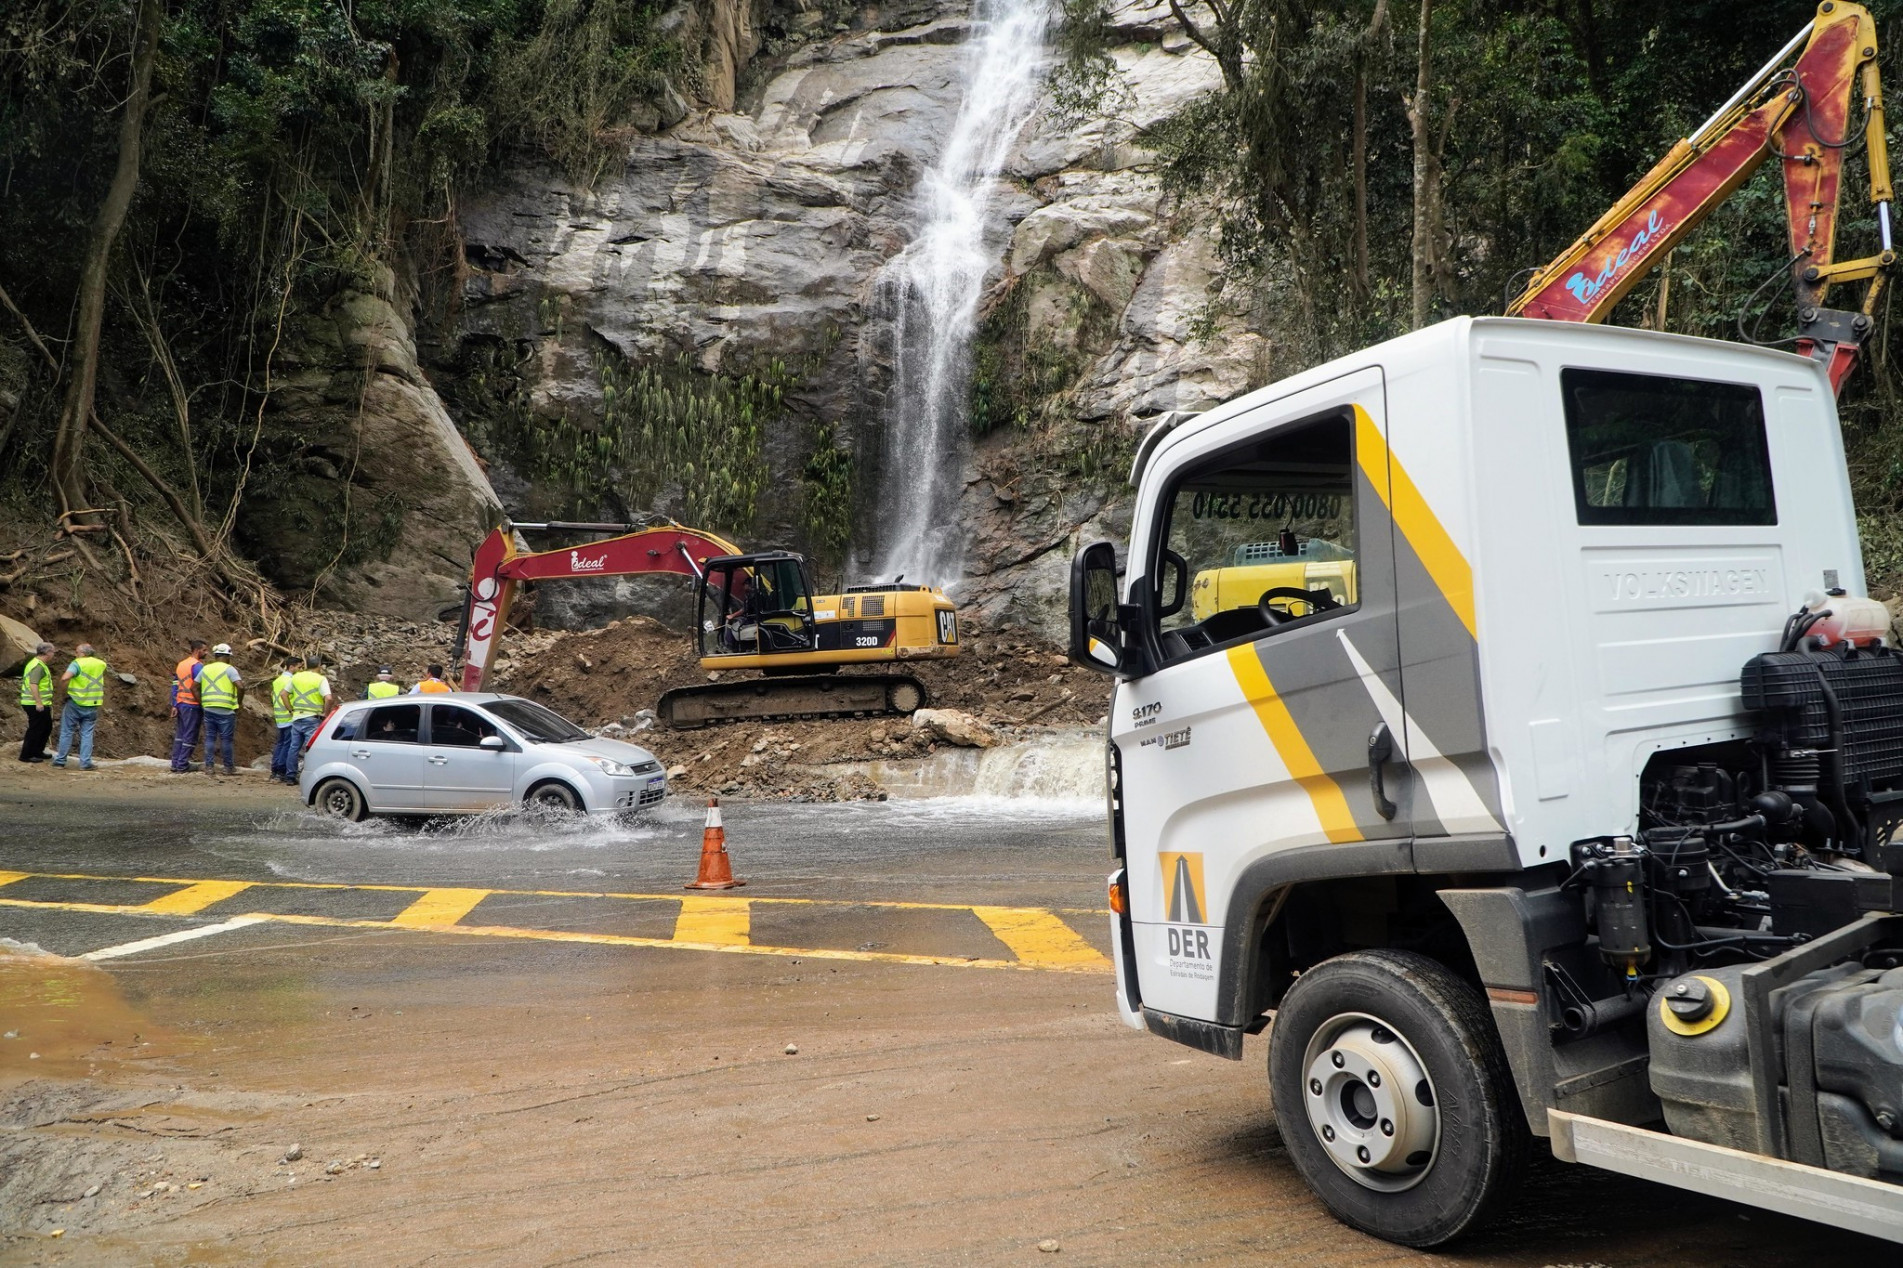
[[493, 616, 1110, 800]]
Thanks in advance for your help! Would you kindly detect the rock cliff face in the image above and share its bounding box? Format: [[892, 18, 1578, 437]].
[[242, 266, 503, 619], [438, 0, 1252, 637]]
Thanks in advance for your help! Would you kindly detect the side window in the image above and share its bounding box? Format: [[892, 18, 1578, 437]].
[[1152, 412, 1358, 664], [362, 703, 421, 744], [330, 713, 359, 742], [1562, 368, 1775, 526], [430, 704, 499, 748]]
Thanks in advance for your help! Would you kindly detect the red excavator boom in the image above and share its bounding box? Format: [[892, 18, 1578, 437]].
[[1508, 1, 1893, 394], [454, 522, 742, 691]]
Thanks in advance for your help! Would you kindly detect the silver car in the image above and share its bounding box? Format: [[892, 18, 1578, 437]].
[[299, 693, 668, 820]]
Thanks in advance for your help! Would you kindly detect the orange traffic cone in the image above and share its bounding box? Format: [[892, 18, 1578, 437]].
[[685, 796, 745, 890]]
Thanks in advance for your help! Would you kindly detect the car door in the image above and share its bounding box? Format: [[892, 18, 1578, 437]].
[[423, 704, 517, 810], [348, 703, 428, 811], [1112, 368, 1413, 1024]]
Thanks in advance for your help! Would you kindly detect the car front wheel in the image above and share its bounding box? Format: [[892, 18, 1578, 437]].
[[526, 781, 582, 813], [1267, 948, 1528, 1248], [312, 777, 368, 822]]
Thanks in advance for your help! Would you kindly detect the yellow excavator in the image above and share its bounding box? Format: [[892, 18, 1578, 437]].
[[452, 521, 960, 727]]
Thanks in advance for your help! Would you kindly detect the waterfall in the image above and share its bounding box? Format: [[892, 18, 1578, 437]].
[[870, 0, 1053, 586]]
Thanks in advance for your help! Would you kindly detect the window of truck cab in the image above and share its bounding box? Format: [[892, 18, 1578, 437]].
[[1147, 410, 1360, 666], [1561, 368, 1776, 526]]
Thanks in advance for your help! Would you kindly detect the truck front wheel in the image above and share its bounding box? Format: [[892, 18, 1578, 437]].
[[1267, 948, 1528, 1247]]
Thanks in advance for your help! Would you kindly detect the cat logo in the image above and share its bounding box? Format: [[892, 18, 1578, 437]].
[[1159, 851, 1207, 924], [936, 608, 958, 644]]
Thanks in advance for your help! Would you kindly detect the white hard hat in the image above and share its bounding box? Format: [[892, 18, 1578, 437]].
[[212, 642, 232, 655]]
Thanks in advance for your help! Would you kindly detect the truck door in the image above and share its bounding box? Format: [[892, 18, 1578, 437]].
[[1113, 369, 1409, 1023]]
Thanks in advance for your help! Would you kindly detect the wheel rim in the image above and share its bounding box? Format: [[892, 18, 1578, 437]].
[[319, 784, 354, 817], [1299, 1011, 1440, 1192], [888, 681, 922, 713], [531, 786, 573, 810]]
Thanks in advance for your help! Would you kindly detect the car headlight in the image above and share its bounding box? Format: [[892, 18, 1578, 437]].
[[585, 757, 637, 777]]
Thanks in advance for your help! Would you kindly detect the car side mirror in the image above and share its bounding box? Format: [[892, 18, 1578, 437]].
[[479, 735, 506, 750], [1069, 540, 1129, 676]]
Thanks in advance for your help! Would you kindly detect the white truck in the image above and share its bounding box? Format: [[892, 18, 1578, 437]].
[[1068, 316, 1903, 1246]]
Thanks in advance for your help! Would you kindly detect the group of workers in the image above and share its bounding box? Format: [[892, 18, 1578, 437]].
[[15, 638, 458, 780]]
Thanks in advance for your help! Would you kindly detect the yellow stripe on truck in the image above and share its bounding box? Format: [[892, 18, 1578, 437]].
[[1225, 644, 1363, 844], [1353, 405, 1477, 640]]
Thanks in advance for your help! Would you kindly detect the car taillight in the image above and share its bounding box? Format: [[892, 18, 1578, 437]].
[[306, 708, 336, 749], [1108, 873, 1127, 915]]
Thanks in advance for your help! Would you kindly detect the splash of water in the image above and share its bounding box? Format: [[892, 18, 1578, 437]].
[[870, 0, 1053, 586]]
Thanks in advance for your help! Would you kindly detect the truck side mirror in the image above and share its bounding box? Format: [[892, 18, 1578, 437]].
[[1069, 541, 1128, 675]]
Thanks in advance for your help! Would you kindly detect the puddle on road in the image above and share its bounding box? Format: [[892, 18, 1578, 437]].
[[0, 946, 176, 1081]]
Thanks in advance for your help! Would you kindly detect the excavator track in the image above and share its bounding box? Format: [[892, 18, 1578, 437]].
[[657, 673, 930, 729]]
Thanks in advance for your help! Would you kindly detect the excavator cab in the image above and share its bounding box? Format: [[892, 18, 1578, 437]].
[[698, 552, 818, 658]]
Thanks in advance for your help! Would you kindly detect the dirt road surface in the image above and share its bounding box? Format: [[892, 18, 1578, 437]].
[[0, 773, 1887, 1265]]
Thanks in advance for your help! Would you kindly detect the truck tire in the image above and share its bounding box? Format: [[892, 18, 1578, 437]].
[[1267, 948, 1528, 1247]]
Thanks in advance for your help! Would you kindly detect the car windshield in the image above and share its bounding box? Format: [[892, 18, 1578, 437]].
[[484, 699, 591, 743]]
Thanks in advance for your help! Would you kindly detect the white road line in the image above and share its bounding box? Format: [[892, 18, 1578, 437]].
[[81, 915, 269, 962]]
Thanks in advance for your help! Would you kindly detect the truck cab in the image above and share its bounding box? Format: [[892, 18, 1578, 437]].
[[1071, 317, 1903, 1246]]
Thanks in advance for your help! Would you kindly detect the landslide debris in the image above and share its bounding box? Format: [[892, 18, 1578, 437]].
[[492, 615, 1107, 800]]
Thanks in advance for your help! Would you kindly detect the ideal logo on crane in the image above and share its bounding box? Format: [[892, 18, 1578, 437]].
[[1564, 208, 1669, 307], [568, 550, 608, 573]]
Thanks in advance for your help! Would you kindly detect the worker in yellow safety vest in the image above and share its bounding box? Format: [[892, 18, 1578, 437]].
[[198, 643, 244, 777], [17, 640, 56, 763], [51, 643, 108, 770], [366, 666, 402, 699], [279, 655, 332, 782], [410, 663, 453, 694], [269, 657, 297, 784]]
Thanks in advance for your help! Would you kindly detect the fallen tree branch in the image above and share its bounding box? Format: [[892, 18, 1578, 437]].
[[86, 409, 220, 562], [0, 279, 60, 372]]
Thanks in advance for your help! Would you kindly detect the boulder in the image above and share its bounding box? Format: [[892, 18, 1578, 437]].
[[0, 614, 45, 676], [911, 707, 1002, 749]]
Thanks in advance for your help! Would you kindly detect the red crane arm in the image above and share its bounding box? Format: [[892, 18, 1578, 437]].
[[454, 524, 744, 691], [1508, 2, 1893, 393]]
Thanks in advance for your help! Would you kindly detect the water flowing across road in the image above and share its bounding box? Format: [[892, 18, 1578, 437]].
[[871, 0, 1053, 587]]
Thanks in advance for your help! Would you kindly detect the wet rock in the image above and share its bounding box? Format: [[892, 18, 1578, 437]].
[[0, 613, 45, 676], [910, 708, 1000, 749]]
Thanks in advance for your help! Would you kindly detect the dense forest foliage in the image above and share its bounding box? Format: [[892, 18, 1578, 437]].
[[0, 0, 691, 615]]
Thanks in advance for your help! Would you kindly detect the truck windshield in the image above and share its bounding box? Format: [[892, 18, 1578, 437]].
[[484, 700, 591, 743], [1562, 368, 1776, 526]]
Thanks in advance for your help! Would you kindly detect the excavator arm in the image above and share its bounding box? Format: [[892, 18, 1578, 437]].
[[454, 522, 743, 691], [1508, 1, 1893, 394]]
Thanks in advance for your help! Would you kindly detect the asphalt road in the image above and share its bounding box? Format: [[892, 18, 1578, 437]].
[[0, 774, 1891, 1265]]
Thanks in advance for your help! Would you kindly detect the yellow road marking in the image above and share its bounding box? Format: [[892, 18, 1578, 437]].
[[971, 907, 1109, 970], [8, 870, 1107, 916], [1225, 644, 1363, 844], [389, 888, 491, 928], [0, 872, 27, 889], [0, 897, 1107, 974], [1354, 406, 1476, 639], [674, 897, 750, 946], [141, 880, 253, 916]]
